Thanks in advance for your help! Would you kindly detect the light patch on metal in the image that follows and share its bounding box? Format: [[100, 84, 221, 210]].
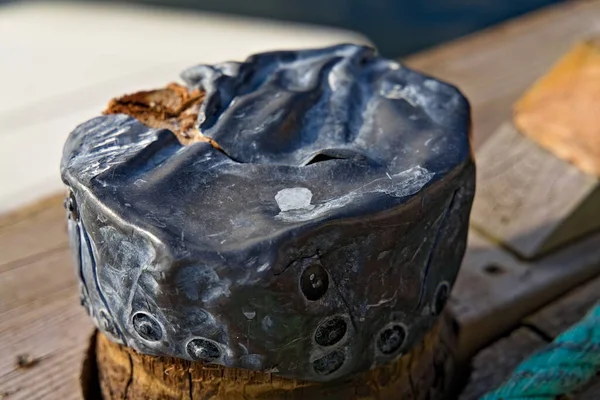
[[276, 166, 434, 223], [275, 188, 314, 212]]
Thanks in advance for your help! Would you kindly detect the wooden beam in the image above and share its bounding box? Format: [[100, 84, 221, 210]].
[[460, 275, 600, 398], [458, 327, 547, 400], [405, 0, 600, 150], [450, 230, 600, 359], [470, 123, 600, 259], [514, 38, 600, 177]]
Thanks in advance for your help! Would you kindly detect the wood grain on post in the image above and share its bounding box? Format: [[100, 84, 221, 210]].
[[91, 314, 458, 400]]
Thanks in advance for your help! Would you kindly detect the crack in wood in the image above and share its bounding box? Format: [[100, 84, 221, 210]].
[[123, 352, 133, 399]]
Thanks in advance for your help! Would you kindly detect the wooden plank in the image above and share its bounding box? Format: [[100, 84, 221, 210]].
[[405, 0, 600, 149], [514, 38, 600, 177], [0, 289, 94, 400], [470, 122, 600, 259], [461, 274, 600, 398], [0, 195, 91, 400], [0, 249, 76, 314], [450, 230, 600, 359], [525, 276, 600, 398], [0, 195, 68, 271], [524, 275, 600, 339], [0, 194, 64, 229], [459, 327, 547, 400]]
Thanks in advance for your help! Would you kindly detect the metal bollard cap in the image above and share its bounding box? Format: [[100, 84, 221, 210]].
[[61, 44, 474, 381]]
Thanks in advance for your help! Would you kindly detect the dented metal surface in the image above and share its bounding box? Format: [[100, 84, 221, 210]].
[[60, 44, 475, 381]]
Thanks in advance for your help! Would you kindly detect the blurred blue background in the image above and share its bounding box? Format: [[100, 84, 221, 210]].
[[88, 0, 562, 56]]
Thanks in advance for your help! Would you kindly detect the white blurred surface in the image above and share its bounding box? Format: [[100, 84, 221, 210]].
[[0, 1, 368, 214]]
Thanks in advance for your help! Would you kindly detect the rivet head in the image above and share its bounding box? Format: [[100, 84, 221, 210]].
[[64, 192, 79, 222], [314, 316, 347, 347], [186, 338, 221, 363], [132, 312, 163, 342], [300, 261, 329, 301], [312, 349, 346, 376], [376, 324, 407, 355]]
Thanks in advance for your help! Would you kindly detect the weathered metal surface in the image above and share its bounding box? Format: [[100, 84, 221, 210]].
[[60, 44, 474, 381]]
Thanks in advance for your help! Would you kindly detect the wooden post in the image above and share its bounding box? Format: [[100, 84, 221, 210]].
[[63, 46, 474, 400], [86, 314, 458, 400]]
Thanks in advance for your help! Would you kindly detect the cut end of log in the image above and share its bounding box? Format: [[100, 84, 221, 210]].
[[514, 38, 600, 177]]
